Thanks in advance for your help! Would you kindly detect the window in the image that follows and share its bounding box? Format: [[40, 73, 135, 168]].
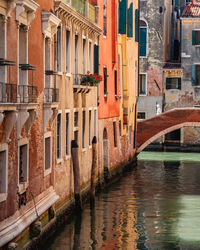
[[135, 9, 139, 42], [55, 26, 62, 72], [94, 109, 97, 137], [57, 113, 61, 159], [74, 111, 78, 127], [66, 30, 71, 73], [44, 136, 51, 173], [192, 65, 200, 86], [83, 38, 86, 74], [0, 145, 8, 202], [82, 110, 86, 148], [118, 55, 121, 96], [89, 110, 92, 146], [113, 122, 117, 147], [118, 0, 127, 34], [74, 35, 78, 82], [192, 30, 200, 46], [139, 20, 147, 57], [94, 44, 99, 73], [0, 15, 6, 83], [74, 111, 79, 143], [119, 120, 121, 136], [19, 25, 28, 85], [139, 74, 147, 95], [19, 144, 28, 184], [65, 111, 70, 156], [114, 70, 117, 96], [137, 112, 146, 119], [45, 37, 51, 88], [103, 0, 107, 36], [89, 41, 92, 73], [104, 67, 107, 93], [166, 77, 181, 89]]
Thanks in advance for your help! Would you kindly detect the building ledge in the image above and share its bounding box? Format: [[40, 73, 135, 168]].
[[0, 186, 59, 248]]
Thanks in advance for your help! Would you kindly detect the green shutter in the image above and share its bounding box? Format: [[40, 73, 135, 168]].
[[94, 45, 99, 73], [166, 78, 171, 89], [118, 0, 127, 34], [127, 3, 133, 37], [192, 30, 196, 45], [139, 27, 147, 57], [135, 9, 139, 42], [192, 65, 196, 85], [178, 78, 181, 89]]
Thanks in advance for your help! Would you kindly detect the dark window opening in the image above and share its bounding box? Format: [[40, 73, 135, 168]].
[[137, 112, 145, 119]]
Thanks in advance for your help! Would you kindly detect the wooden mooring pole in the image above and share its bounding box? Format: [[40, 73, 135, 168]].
[[71, 140, 82, 211], [90, 136, 97, 203]]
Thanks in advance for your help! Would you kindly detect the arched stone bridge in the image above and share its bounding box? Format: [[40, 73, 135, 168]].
[[136, 108, 200, 153]]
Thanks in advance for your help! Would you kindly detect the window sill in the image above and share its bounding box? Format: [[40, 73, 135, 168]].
[[82, 148, 86, 152], [56, 158, 63, 164], [65, 155, 71, 160], [44, 168, 52, 177], [65, 73, 71, 78], [166, 88, 180, 91], [89, 145, 92, 149], [140, 56, 147, 59], [0, 193, 7, 203], [139, 94, 147, 96], [18, 182, 28, 194], [57, 71, 63, 76]]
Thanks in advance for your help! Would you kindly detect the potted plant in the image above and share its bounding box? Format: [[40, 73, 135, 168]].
[[81, 71, 103, 86]]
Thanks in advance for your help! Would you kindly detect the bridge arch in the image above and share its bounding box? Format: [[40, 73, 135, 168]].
[[136, 108, 200, 153]]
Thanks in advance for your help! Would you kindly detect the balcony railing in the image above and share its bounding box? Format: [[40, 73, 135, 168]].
[[18, 85, 37, 103], [0, 82, 17, 103], [44, 88, 59, 103], [61, 0, 98, 24]]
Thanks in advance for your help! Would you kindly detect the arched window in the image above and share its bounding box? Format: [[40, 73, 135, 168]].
[[139, 20, 147, 57]]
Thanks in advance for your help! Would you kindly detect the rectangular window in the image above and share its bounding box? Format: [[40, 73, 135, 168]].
[[94, 44, 99, 73], [74, 111, 78, 127], [45, 137, 51, 170], [19, 144, 28, 184], [140, 27, 147, 57], [139, 74, 147, 95], [103, 0, 107, 36], [74, 111, 79, 143], [0, 16, 6, 83], [89, 110, 92, 146], [137, 112, 146, 119], [114, 70, 117, 96], [127, 3, 133, 37], [192, 30, 200, 45], [66, 30, 71, 73], [192, 65, 200, 86], [113, 122, 117, 147], [119, 120, 121, 136], [45, 37, 51, 88], [166, 77, 181, 89], [57, 113, 61, 159], [19, 25, 28, 85], [83, 38, 86, 74], [75, 35, 78, 83], [56, 26, 62, 72], [118, 55, 121, 96], [104, 67, 107, 93], [89, 41, 92, 73], [135, 9, 139, 42], [0, 149, 7, 201], [65, 112, 70, 156], [82, 110, 86, 148], [94, 109, 97, 137]]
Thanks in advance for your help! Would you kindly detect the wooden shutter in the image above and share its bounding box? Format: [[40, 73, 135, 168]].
[[178, 78, 181, 89], [139, 27, 147, 56], [118, 0, 127, 34], [135, 9, 139, 42], [127, 3, 133, 38], [94, 45, 99, 73], [192, 30, 196, 45], [192, 65, 196, 85], [166, 78, 171, 89]]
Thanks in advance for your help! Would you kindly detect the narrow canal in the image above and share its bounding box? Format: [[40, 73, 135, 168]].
[[46, 152, 200, 250]]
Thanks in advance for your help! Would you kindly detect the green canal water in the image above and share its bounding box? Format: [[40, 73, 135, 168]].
[[46, 152, 200, 250]]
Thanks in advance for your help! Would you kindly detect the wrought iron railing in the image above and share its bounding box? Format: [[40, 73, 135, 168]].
[[0, 82, 18, 103], [18, 85, 37, 103], [44, 88, 59, 103]]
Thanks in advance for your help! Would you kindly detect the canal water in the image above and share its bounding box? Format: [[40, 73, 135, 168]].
[[46, 152, 200, 250]]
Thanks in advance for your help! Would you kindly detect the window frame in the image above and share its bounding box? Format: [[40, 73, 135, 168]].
[[0, 143, 8, 203], [65, 109, 71, 158], [166, 77, 181, 90], [192, 30, 200, 46], [44, 132, 52, 176], [139, 19, 148, 58], [65, 28, 71, 75], [56, 111, 62, 162], [139, 73, 147, 96]]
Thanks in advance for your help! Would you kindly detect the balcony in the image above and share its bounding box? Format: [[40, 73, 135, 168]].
[[0, 82, 17, 103], [73, 74, 95, 93], [44, 88, 59, 103], [60, 0, 98, 24], [18, 85, 38, 103]]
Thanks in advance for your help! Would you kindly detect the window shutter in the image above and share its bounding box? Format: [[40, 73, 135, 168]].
[[127, 3, 133, 38], [178, 77, 181, 89], [118, 0, 127, 34], [135, 9, 139, 42], [94, 45, 99, 73], [139, 28, 147, 57], [192, 65, 196, 85], [192, 30, 196, 45], [166, 78, 171, 89]]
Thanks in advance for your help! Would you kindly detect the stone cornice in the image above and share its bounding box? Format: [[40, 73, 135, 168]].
[[55, 1, 102, 35], [16, 0, 39, 25], [42, 11, 61, 38]]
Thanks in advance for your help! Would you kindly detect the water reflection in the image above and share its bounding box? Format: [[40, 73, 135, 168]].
[[47, 152, 200, 250]]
